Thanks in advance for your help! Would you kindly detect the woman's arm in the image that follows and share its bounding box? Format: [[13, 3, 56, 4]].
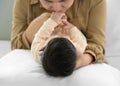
[[11, 0, 29, 49], [11, 0, 51, 50], [75, 0, 107, 69], [84, 0, 107, 63]]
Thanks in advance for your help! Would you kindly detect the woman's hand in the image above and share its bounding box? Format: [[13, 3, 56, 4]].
[[75, 53, 94, 70]]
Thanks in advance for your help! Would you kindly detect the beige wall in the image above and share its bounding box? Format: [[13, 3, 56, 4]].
[[0, 0, 14, 40]]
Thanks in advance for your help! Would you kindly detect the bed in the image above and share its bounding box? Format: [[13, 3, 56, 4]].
[[0, 0, 120, 86], [0, 44, 120, 86], [0, 40, 120, 70]]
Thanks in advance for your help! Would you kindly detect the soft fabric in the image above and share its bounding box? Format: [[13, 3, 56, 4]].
[[0, 49, 120, 86]]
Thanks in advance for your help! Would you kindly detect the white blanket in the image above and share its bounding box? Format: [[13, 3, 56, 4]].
[[0, 50, 120, 86]]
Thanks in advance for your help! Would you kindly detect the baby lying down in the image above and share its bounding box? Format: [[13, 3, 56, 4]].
[[31, 12, 87, 77]]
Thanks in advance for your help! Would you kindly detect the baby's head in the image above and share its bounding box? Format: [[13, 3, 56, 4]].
[[41, 37, 77, 77]]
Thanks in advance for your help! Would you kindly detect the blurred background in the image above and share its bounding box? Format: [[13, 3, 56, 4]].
[[0, 0, 14, 40]]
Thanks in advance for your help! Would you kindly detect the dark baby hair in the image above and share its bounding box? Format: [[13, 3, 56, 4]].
[[41, 37, 77, 77]]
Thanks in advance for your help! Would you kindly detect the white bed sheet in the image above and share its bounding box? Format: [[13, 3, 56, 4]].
[[0, 49, 120, 86]]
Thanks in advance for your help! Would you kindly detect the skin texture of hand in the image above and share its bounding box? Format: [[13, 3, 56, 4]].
[[75, 53, 94, 70]]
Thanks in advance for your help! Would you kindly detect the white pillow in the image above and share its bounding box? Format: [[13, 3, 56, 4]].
[[0, 49, 120, 86]]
